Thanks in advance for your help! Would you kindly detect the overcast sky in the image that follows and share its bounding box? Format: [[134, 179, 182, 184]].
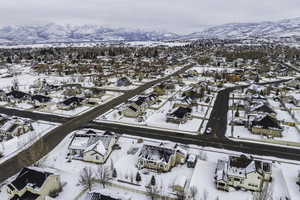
[[0, 0, 299, 34]]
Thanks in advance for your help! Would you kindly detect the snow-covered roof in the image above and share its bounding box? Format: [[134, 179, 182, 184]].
[[216, 155, 272, 181], [69, 129, 115, 153], [139, 144, 175, 164]]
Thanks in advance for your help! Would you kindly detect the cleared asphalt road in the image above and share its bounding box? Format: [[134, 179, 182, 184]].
[[87, 120, 300, 161]]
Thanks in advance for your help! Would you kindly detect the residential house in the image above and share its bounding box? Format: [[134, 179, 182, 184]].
[[57, 96, 83, 110], [84, 88, 105, 98], [215, 155, 272, 192], [62, 87, 82, 97], [31, 95, 51, 107], [123, 97, 148, 118], [246, 84, 269, 96], [137, 143, 187, 172], [6, 91, 31, 103], [166, 107, 192, 124], [0, 118, 33, 139], [249, 115, 283, 137], [68, 129, 117, 164], [247, 103, 276, 118], [116, 77, 131, 87], [6, 167, 61, 200]]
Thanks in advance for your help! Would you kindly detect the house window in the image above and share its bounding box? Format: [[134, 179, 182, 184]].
[[234, 178, 240, 182], [96, 156, 99, 160]]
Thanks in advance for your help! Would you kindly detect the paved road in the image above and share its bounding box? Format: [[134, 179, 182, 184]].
[[0, 108, 69, 123], [87, 121, 300, 161], [0, 64, 193, 183], [204, 88, 232, 137]]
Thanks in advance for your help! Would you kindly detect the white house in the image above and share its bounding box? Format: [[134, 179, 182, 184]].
[[215, 155, 272, 192], [68, 129, 117, 164]]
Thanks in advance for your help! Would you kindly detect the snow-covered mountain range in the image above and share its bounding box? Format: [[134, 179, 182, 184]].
[[183, 17, 300, 39], [0, 23, 178, 44], [0, 17, 299, 45]]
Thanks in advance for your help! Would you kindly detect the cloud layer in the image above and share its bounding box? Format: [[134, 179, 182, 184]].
[[1, 0, 299, 33]]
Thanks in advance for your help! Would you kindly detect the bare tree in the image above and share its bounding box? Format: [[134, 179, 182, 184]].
[[253, 183, 273, 200], [96, 165, 110, 188], [189, 186, 198, 200], [78, 167, 94, 191], [146, 184, 159, 200], [175, 190, 187, 200]]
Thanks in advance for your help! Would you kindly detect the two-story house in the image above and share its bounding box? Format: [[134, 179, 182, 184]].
[[215, 155, 272, 192], [6, 167, 61, 200], [137, 143, 187, 172]]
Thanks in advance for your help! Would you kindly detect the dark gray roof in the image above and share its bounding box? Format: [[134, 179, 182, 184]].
[[11, 167, 52, 191], [171, 107, 192, 119]]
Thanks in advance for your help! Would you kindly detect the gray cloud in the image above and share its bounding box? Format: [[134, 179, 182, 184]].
[[0, 0, 299, 33]]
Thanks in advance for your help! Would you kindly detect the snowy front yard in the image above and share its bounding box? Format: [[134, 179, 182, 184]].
[[0, 121, 58, 163]]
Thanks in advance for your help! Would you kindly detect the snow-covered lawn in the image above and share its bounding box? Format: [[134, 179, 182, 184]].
[[0, 121, 58, 163]]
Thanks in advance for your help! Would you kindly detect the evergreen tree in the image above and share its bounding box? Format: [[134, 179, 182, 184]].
[[136, 172, 141, 183], [112, 168, 117, 178], [150, 175, 156, 186]]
